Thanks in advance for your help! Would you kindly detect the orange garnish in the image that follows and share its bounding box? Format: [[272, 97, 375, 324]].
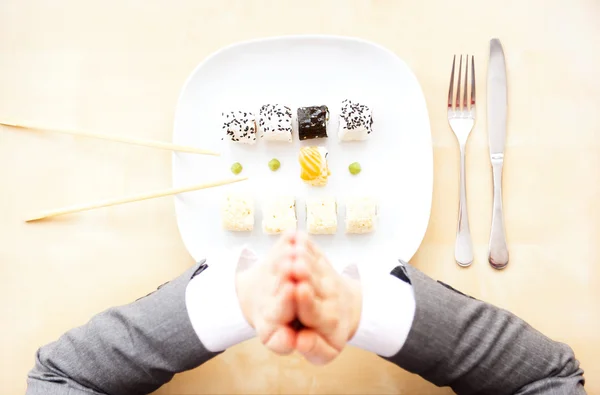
[[299, 147, 324, 180]]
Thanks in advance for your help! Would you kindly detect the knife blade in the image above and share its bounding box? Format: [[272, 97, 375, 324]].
[[488, 39, 507, 157], [487, 38, 509, 269]]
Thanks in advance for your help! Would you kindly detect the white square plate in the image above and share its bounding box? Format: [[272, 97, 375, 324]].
[[172, 35, 432, 269]]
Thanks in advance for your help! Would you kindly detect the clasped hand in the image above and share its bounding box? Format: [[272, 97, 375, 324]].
[[236, 232, 362, 365]]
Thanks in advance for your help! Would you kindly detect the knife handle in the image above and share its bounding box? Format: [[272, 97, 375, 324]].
[[489, 158, 509, 269], [455, 145, 473, 267]]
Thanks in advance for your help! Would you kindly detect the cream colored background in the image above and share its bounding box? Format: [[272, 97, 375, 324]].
[[1, 1, 599, 394]]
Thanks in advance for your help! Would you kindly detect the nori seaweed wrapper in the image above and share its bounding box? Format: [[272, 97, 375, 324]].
[[297, 105, 329, 140]]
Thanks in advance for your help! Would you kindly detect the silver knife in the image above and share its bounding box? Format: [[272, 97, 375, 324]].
[[487, 38, 509, 269]]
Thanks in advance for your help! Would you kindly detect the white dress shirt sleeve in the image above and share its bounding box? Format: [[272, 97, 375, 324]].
[[185, 247, 256, 352], [347, 262, 416, 357]]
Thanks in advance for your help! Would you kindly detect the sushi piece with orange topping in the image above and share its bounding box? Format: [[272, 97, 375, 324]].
[[298, 146, 330, 187]]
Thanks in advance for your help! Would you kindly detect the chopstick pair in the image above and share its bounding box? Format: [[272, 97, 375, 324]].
[[1, 120, 247, 222]]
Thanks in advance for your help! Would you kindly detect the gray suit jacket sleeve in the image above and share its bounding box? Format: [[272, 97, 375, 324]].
[[27, 261, 220, 395], [385, 264, 585, 395]]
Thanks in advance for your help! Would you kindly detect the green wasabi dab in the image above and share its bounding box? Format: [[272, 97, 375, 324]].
[[349, 162, 361, 175], [268, 158, 281, 171], [231, 162, 243, 175]]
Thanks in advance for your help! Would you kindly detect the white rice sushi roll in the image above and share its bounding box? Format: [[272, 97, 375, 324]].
[[222, 111, 257, 144], [306, 197, 337, 235], [338, 99, 373, 141], [259, 104, 293, 142], [221, 193, 254, 231], [262, 196, 297, 234], [345, 197, 377, 234]]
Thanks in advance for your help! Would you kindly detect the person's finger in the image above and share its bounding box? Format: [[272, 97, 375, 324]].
[[306, 238, 334, 273], [296, 329, 340, 365], [290, 254, 312, 282], [292, 238, 334, 286], [255, 318, 296, 355], [295, 281, 324, 328], [290, 237, 318, 280], [265, 281, 296, 324], [292, 231, 308, 247], [297, 235, 326, 273], [292, 254, 329, 298], [278, 230, 298, 246], [269, 242, 296, 276], [272, 256, 295, 294], [263, 325, 296, 356], [298, 281, 345, 338], [266, 244, 296, 296]]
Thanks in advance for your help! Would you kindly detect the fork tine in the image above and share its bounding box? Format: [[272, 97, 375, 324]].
[[456, 55, 463, 110], [448, 55, 456, 108], [471, 55, 476, 107], [463, 55, 468, 110]]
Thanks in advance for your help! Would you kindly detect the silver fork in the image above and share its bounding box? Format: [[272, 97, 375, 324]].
[[447, 55, 475, 267]]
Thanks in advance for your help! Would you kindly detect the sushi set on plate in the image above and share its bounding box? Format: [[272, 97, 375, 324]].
[[172, 35, 433, 269]]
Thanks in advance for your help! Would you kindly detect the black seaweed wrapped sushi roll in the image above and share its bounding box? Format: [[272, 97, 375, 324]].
[[297, 105, 329, 140]]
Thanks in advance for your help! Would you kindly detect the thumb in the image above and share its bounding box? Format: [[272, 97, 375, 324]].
[[296, 329, 341, 365]]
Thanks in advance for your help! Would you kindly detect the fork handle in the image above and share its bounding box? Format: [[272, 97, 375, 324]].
[[489, 158, 509, 269], [455, 145, 473, 266]]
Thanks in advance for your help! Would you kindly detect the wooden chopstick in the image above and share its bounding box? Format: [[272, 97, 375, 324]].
[[0, 120, 220, 156], [25, 176, 248, 222]]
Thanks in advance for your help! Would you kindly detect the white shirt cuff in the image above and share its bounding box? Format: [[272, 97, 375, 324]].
[[347, 263, 416, 357], [185, 247, 256, 352]]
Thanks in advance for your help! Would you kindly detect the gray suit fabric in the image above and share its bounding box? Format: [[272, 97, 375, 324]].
[[27, 262, 585, 395], [387, 265, 585, 395], [27, 261, 218, 395]]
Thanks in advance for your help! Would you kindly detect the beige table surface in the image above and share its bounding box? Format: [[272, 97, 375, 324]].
[[1, 0, 599, 394]]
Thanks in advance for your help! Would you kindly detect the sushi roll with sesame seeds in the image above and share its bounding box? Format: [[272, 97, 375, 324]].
[[258, 104, 293, 142], [222, 111, 257, 144], [297, 105, 329, 140], [338, 100, 373, 141]]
